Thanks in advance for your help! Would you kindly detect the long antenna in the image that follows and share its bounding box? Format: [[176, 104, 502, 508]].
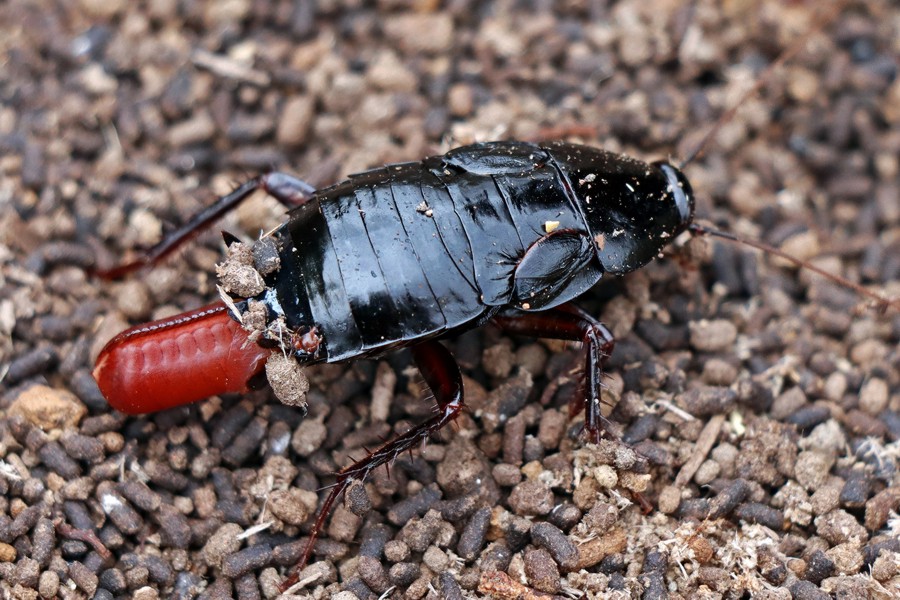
[[678, 1, 850, 170], [688, 223, 899, 313]]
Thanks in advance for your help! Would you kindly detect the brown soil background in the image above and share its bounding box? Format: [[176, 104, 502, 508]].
[[1, 1, 899, 599]]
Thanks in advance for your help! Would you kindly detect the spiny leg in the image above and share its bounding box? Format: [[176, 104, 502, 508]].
[[93, 172, 315, 279], [492, 303, 615, 443], [280, 339, 464, 591]]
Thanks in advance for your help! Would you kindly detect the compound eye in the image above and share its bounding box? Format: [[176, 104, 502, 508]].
[[656, 162, 693, 224]]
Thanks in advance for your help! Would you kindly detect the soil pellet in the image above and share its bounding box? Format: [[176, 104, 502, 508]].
[[222, 417, 267, 467], [117, 481, 161, 512], [786, 405, 832, 431], [530, 522, 578, 572], [708, 479, 751, 519], [141, 460, 188, 493], [733, 503, 785, 531], [639, 551, 668, 600], [357, 555, 391, 594], [39, 442, 82, 479], [386, 483, 441, 525], [69, 560, 99, 595], [357, 523, 392, 559], [6, 348, 59, 384], [456, 506, 490, 561], [547, 503, 581, 532], [99, 568, 128, 595], [222, 544, 273, 579], [7, 503, 43, 540], [31, 517, 55, 566]]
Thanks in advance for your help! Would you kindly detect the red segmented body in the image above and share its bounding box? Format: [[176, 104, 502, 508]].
[[93, 303, 270, 414]]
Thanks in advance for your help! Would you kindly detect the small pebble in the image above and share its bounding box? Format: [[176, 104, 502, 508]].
[[524, 548, 561, 594], [457, 507, 491, 561], [69, 560, 99, 595], [530, 522, 578, 571], [507, 480, 554, 516]]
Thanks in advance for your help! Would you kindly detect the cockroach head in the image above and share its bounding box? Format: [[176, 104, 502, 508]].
[[544, 142, 695, 275]]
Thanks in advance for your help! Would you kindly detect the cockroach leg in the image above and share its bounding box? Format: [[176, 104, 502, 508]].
[[493, 303, 615, 443], [93, 172, 315, 280], [280, 339, 464, 591]]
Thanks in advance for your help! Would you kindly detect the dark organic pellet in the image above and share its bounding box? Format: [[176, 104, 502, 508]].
[[804, 549, 834, 584], [117, 481, 161, 512], [437, 493, 478, 522], [143, 461, 189, 492], [524, 548, 561, 594], [456, 506, 490, 561], [155, 505, 191, 549], [40, 442, 82, 479], [839, 472, 870, 508], [7, 503, 43, 540], [235, 573, 261, 600], [6, 347, 59, 384], [61, 539, 89, 559], [599, 554, 626, 574], [789, 579, 830, 600], [142, 554, 175, 586], [211, 401, 255, 449], [502, 414, 525, 466], [222, 417, 267, 466], [733, 503, 785, 530], [31, 517, 55, 566], [880, 410, 900, 441], [638, 551, 667, 600], [98, 489, 143, 535], [342, 576, 375, 599], [69, 560, 99, 595], [387, 484, 442, 526], [357, 555, 391, 594], [63, 501, 94, 531], [388, 561, 420, 587], [80, 413, 128, 437], [70, 368, 109, 410], [480, 541, 513, 573], [530, 521, 578, 571], [358, 524, 393, 559], [344, 479, 372, 517], [99, 568, 127, 594], [439, 571, 464, 600], [708, 479, 751, 519], [60, 431, 106, 463], [222, 544, 273, 578], [623, 414, 658, 444], [547, 503, 581, 532], [786, 405, 832, 430]]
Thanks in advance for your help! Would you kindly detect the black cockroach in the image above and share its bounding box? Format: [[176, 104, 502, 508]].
[[90, 2, 896, 589]]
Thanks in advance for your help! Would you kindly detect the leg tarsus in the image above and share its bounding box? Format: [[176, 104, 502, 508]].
[[492, 303, 615, 442], [260, 172, 315, 207], [279, 340, 464, 591]]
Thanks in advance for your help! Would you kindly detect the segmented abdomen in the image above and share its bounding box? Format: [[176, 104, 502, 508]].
[[274, 142, 588, 361]]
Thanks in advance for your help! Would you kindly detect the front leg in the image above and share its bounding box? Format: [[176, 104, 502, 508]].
[[493, 303, 615, 442]]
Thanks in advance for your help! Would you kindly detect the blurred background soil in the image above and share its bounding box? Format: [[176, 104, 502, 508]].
[[1, 1, 899, 598]]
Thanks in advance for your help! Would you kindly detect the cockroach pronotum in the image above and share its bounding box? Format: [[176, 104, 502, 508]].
[[86, 2, 897, 591]]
